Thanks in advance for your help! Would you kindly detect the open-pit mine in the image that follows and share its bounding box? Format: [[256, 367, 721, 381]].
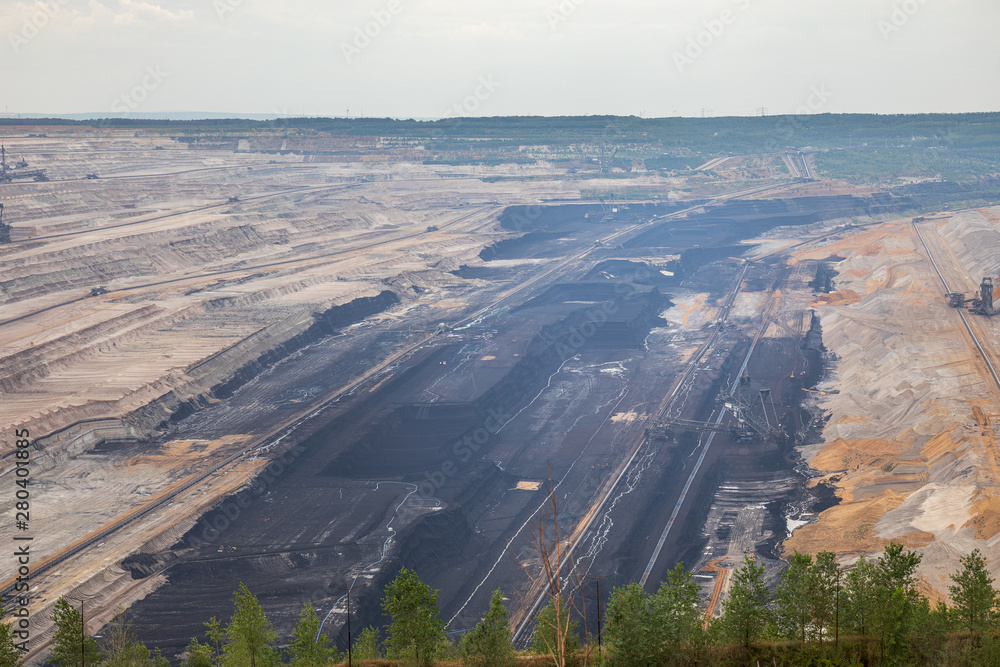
[[1, 118, 999, 662]]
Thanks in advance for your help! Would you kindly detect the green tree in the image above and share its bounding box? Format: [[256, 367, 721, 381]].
[[877, 542, 922, 600], [949, 548, 998, 634], [185, 617, 226, 667], [842, 556, 877, 637], [869, 542, 924, 663], [911, 598, 952, 663], [604, 583, 655, 667], [459, 590, 515, 667], [221, 583, 278, 667], [102, 608, 169, 667], [809, 551, 839, 642], [353, 627, 382, 661], [529, 598, 579, 662], [382, 568, 446, 666], [719, 556, 772, 648], [774, 551, 813, 642], [49, 598, 102, 667], [206, 617, 225, 665], [0, 600, 22, 667], [183, 639, 215, 667], [435, 636, 458, 663], [288, 602, 336, 667], [651, 562, 705, 663]]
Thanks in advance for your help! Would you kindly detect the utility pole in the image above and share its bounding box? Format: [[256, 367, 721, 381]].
[[80, 599, 85, 667], [594, 577, 601, 658], [324, 584, 362, 667], [583, 569, 612, 660], [835, 566, 847, 648]]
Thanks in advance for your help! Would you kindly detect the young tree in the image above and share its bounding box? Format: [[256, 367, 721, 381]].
[[809, 551, 840, 642], [459, 590, 515, 667], [529, 598, 579, 662], [877, 542, 922, 600], [870, 542, 924, 663], [719, 556, 772, 648], [102, 608, 169, 667], [206, 616, 226, 664], [604, 583, 655, 667], [353, 627, 382, 661], [0, 600, 22, 667], [774, 551, 813, 642], [842, 556, 877, 637], [650, 562, 704, 662], [49, 598, 101, 667], [436, 636, 459, 663], [382, 568, 446, 666], [222, 583, 279, 667], [185, 616, 226, 667], [288, 602, 336, 667], [184, 639, 216, 667], [911, 597, 952, 661], [949, 548, 998, 634]]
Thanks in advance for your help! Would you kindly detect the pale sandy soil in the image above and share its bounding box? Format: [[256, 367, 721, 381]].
[[784, 207, 1000, 597]]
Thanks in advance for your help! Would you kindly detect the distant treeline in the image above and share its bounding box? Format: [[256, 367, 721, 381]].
[[3, 113, 1000, 151], [7, 542, 1000, 666]]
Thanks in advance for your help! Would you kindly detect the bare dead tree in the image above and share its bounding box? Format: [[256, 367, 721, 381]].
[[515, 464, 594, 667]]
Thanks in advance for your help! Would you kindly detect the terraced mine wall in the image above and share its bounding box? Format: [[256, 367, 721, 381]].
[[8, 291, 401, 478], [890, 176, 1000, 206], [211, 291, 401, 400], [128, 290, 401, 432]]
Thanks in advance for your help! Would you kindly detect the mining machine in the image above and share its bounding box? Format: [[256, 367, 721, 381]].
[[648, 377, 783, 444], [972, 277, 997, 316], [1, 145, 46, 183]]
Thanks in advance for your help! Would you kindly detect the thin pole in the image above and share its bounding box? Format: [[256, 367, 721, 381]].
[[347, 588, 352, 667], [595, 576, 602, 659], [81, 600, 85, 667], [835, 569, 840, 648]]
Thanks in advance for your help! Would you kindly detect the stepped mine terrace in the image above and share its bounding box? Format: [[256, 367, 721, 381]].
[[0, 126, 998, 662]]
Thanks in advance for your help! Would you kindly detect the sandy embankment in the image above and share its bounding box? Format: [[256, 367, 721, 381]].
[[785, 208, 1000, 597]]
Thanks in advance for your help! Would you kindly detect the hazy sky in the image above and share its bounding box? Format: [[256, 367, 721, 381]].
[[2, 0, 998, 118]]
